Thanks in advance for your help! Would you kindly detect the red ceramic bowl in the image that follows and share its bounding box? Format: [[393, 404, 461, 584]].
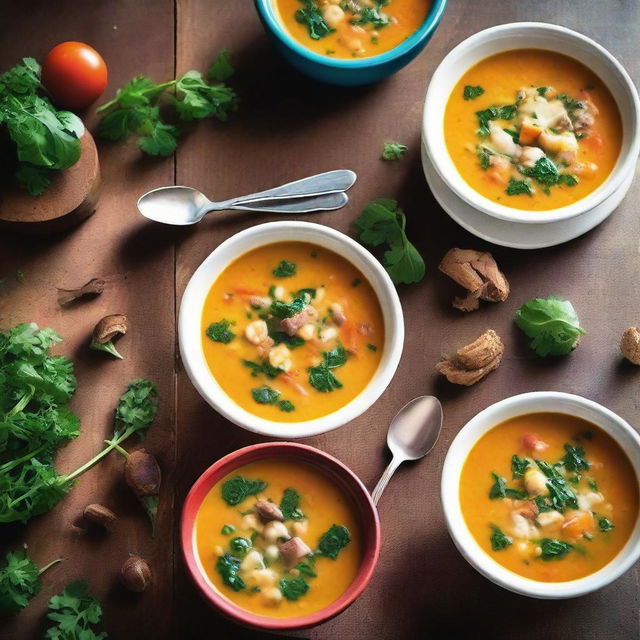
[[181, 442, 381, 631]]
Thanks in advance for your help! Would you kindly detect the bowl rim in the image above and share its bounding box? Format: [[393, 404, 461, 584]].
[[254, 0, 448, 69], [178, 220, 404, 439], [423, 21, 640, 224], [180, 441, 381, 630], [441, 391, 640, 599]]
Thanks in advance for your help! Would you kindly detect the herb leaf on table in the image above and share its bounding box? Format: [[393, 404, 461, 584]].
[[515, 296, 586, 356], [381, 142, 408, 161], [354, 198, 425, 285], [45, 580, 107, 640]]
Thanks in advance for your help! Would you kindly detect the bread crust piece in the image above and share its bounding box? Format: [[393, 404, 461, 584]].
[[436, 329, 504, 386], [438, 248, 510, 312]]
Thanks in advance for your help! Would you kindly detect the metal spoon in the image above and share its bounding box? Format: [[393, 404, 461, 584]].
[[371, 396, 444, 506], [137, 169, 357, 225]]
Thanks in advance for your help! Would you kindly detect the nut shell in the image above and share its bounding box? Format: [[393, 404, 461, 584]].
[[125, 449, 161, 497], [621, 327, 640, 365], [82, 503, 116, 530], [92, 314, 128, 343], [120, 556, 151, 592]]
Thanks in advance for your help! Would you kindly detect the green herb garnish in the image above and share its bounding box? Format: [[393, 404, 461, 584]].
[[515, 296, 586, 357], [475, 104, 518, 136], [295, 557, 317, 578], [272, 260, 297, 278], [366, 343, 377, 352], [354, 198, 425, 285], [207, 49, 234, 82], [488, 472, 527, 500], [381, 142, 408, 161], [280, 488, 305, 521], [45, 580, 107, 640], [270, 294, 309, 319], [230, 537, 252, 557], [278, 400, 295, 413], [279, 576, 310, 600], [295, 0, 333, 40], [506, 177, 534, 196], [317, 524, 351, 560], [597, 515, 614, 532], [205, 319, 235, 344], [251, 385, 280, 405], [539, 538, 573, 561], [242, 359, 282, 379], [463, 85, 485, 100], [221, 524, 235, 535], [490, 525, 512, 551], [221, 476, 267, 506], [561, 444, 590, 473], [511, 455, 529, 479], [216, 553, 245, 591]]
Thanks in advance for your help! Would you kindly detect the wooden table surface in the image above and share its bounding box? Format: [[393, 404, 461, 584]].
[[1, 1, 639, 639]]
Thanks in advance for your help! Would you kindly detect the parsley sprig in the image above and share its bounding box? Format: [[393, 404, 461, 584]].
[[97, 51, 237, 157], [45, 580, 107, 640]]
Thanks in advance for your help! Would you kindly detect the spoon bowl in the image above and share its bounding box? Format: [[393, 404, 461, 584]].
[[138, 186, 209, 225], [372, 395, 443, 505]]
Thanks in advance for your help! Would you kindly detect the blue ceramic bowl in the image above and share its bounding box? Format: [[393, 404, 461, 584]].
[[255, 0, 447, 86]]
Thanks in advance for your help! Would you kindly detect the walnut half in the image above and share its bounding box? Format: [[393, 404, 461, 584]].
[[620, 327, 640, 365], [436, 329, 504, 386], [438, 249, 509, 312]]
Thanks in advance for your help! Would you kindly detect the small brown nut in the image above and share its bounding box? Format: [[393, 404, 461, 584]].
[[83, 503, 117, 530], [120, 556, 151, 593], [621, 327, 640, 364], [125, 449, 161, 497], [92, 314, 128, 344], [254, 500, 284, 523]]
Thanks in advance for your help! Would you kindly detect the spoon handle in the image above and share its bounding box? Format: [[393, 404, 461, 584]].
[[371, 455, 403, 506], [209, 170, 356, 210], [227, 191, 348, 214]]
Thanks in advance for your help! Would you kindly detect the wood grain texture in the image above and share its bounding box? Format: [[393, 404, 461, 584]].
[[2, 0, 640, 639]]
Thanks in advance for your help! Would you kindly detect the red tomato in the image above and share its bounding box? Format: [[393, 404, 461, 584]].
[[41, 42, 108, 110]]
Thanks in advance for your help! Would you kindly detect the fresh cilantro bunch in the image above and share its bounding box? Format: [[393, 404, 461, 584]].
[[0, 549, 62, 615], [515, 295, 586, 356], [0, 58, 84, 195], [97, 51, 238, 157], [0, 323, 158, 524], [46, 580, 107, 640], [354, 198, 425, 285]]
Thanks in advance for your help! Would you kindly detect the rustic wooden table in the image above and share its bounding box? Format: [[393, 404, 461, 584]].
[[1, 1, 639, 638]]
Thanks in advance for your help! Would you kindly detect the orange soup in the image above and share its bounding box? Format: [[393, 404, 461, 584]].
[[195, 459, 362, 617], [201, 241, 384, 422], [460, 413, 639, 582], [444, 49, 622, 211], [276, 0, 431, 59]]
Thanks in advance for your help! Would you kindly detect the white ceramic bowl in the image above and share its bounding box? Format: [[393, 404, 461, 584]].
[[179, 221, 404, 439], [423, 22, 640, 225], [441, 392, 640, 599]]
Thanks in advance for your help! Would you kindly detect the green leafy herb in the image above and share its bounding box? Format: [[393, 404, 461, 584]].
[[557, 93, 584, 115], [90, 340, 123, 360], [295, 557, 317, 578], [270, 294, 309, 319], [0, 58, 85, 195], [323, 344, 347, 368], [561, 444, 590, 473], [278, 400, 295, 413], [463, 85, 485, 100], [207, 49, 234, 82], [475, 104, 518, 136], [97, 55, 237, 156], [597, 515, 614, 532], [295, 0, 333, 39], [270, 332, 306, 349], [539, 538, 573, 561], [0, 550, 62, 615], [279, 576, 310, 601], [511, 455, 530, 479], [351, 6, 390, 28], [588, 477, 598, 492], [296, 287, 317, 300], [488, 473, 527, 500], [558, 174, 579, 187], [0, 323, 158, 524], [317, 524, 351, 560], [381, 142, 408, 161], [272, 260, 297, 278], [280, 488, 305, 521], [536, 86, 548, 97], [307, 345, 347, 393], [534, 495, 554, 513], [535, 461, 579, 512], [515, 296, 586, 357], [230, 537, 252, 557], [205, 319, 235, 344], [216, 554, 245, 591], [251, 385, 280, 405], [490, 525, 512, 551], [503, 128, 520, 142], [506, 177, 534, 196], [366, 343, 377, 352], [45, 580, 107, 640], [521, 156, 560, 186], [477, 146, 493, 169], [221, 476, 267, 506], [242, 359, 282, 379], [221, 524, 235, 535], [354, 198, 425, 285]]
